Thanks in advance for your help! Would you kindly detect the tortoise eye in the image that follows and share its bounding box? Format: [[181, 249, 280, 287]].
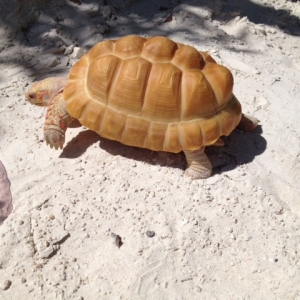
[[28, 92, 35, 99]]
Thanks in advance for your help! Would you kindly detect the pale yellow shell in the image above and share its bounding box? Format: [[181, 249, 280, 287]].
[[64, 35, 241, 152]]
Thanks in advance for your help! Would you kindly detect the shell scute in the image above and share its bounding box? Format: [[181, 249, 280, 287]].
[[114, 35, 146, 58], [108, 57, 151, 114], [142, 36, 178, 62], [202, 64, 233, 106], [199, 51, 217, 63], [143, 63, 181, 120], [79, 101, 105, 132], [122, 115, 149, 148], [164, 123, 181, 152], [66, 91, 89, 119], [87, 55, 121, 104], [199, 117, 220, 145], [172, 44, 204, 70], [181, 69, 216, 120], [218, 95, 242, 136], [178, 121, 203, 150], [69, 56, 88, 79], [88, 40, 114, 61], [100, 107, 127, 141], [146, 122, 168, 151], [64, 80, 87, 119]]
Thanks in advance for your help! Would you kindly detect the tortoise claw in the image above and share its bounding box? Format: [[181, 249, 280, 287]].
[[44, 127, 65, 150]]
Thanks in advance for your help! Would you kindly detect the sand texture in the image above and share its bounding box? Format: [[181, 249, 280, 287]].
[[0, 0, 300, 299]]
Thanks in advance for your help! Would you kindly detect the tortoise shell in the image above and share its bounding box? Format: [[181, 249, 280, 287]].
[[64, 35, 241, 152]]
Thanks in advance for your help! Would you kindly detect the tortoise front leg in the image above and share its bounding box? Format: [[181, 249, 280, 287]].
[[44, 92, 73, 149], [183, 147, 212, 179]]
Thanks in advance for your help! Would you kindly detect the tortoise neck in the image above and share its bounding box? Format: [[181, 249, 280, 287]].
[[54, 77, 68, 94]]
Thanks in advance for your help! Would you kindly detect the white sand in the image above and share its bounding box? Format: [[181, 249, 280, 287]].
[[0, 0, 300, 299]]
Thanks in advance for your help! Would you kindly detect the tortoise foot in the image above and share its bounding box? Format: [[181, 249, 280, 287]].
[[44, 126, 65, 150], [184, 148, 212, 179]]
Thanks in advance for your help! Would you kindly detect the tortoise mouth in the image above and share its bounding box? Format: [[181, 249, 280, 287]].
[[26, 96, 47, 106]]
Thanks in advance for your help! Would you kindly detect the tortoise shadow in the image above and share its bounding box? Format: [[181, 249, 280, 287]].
[[60, 124, 266, 177], [207, 125, 266, 175], [59, 129, 101, 158]]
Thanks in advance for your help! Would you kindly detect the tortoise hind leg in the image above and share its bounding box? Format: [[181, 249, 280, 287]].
[[237, 113, 259, 131], [183, 147, 212, 179], [44, 92, 73, 149]]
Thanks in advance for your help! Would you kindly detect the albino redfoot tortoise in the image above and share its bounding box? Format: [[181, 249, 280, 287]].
[[25, 35, 258, 179]]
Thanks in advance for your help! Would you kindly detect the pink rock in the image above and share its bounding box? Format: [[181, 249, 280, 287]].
[[0, 161, 13, 225]]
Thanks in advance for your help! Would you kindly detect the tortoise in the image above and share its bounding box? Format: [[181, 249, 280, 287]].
[[25, 35, 258, 179]]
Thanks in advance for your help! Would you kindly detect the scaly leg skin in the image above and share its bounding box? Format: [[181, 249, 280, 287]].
[[44, 92, 73, 149], [184, 147, 212, 179], [237, 113, 259, 131]]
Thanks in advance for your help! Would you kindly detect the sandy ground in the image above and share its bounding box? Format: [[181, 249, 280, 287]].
[[0, 0, 300, 299]]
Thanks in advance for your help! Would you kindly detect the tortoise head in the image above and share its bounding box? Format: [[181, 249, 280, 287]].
[[25, 77, 68, 106]]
